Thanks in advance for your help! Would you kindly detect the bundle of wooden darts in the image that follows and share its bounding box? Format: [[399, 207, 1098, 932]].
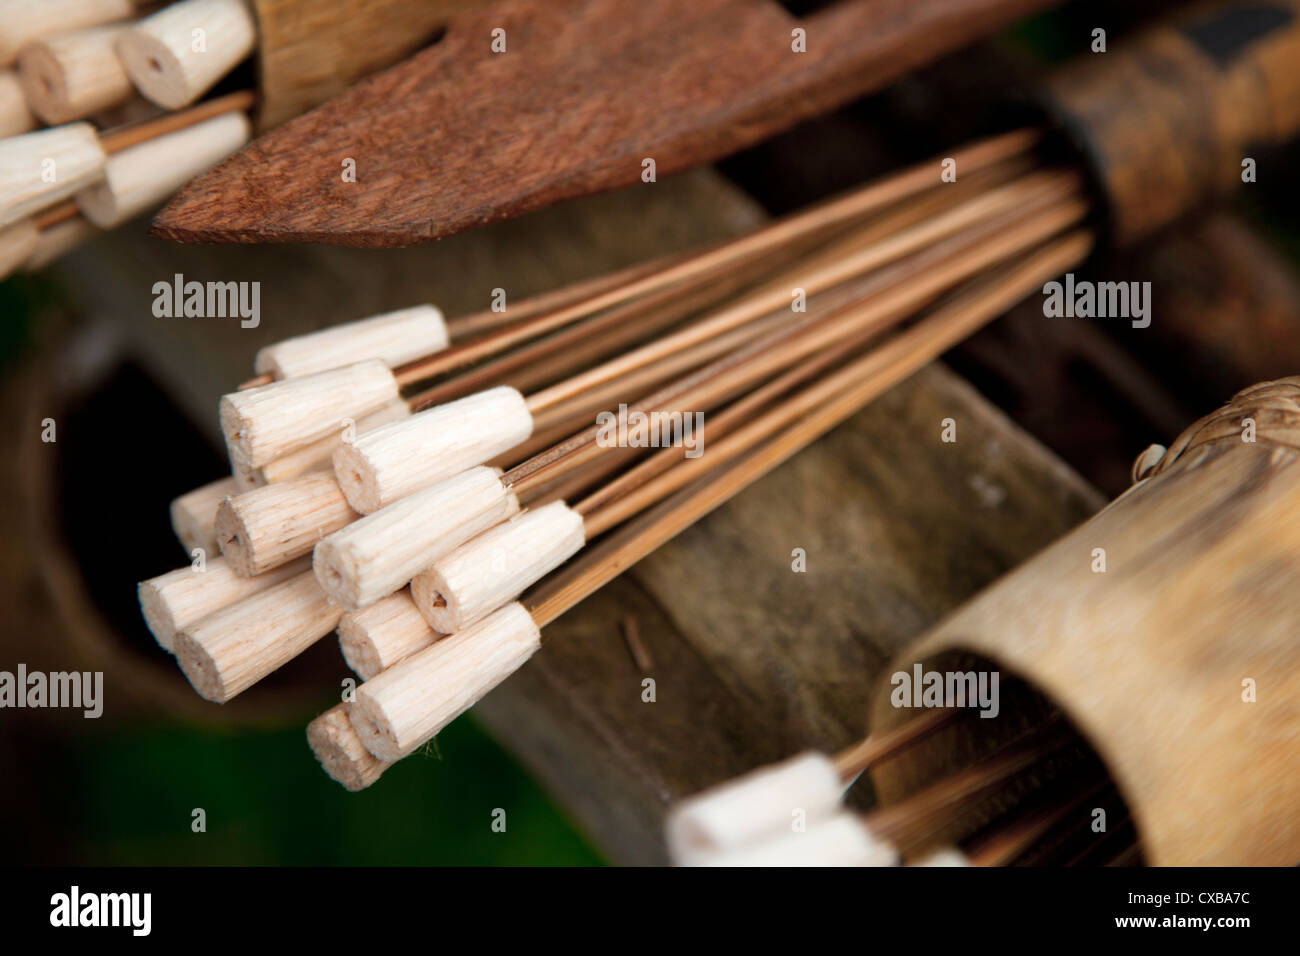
[[134, 129, 1093, 794], [1, 0, 447, 276]]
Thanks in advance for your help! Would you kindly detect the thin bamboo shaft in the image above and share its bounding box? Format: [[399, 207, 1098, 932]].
[[33, 201, 80, 230], [97, 89, 255, 153], [523, 170, 1075, 414], [520, 174, 1036, 430], [525, 309, 793, 435], [406, 231, 795, 412], [390, 129, 1040, 387], [513, 193, 1087, 500], [524, 230, 1091, 628], [505, 194, 1049, 490], [570, 327, 881, 517], [831, 708, 960, 780], [525, 317, 890, 507], [522, 176, 1082, 480], [445, 249, 691, 340]]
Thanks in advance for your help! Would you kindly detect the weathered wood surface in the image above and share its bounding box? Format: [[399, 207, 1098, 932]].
[[40, 166, 1101, 863]]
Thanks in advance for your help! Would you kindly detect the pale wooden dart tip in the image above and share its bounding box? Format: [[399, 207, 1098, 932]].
[[410, 500, 585, 634], [337, 590, 440, 681], [333, 386, 533, 514], [0, 70, 36, 137], [313, 466, 519, 611], [0, 0, 137, 67], [76, 110, 251, 227], [0, 122, 105, 228], [913, 846, 972, 866], [169, 475, 238, 556], [220, 359, 399, 469], [215, 471, 356, 577], [18, 24, 135, 125], [137, 554, 308, 653], [22, 215, 100, 272], [307, 704, 390, 792], [350, 602, 541, 762], [116, 0, 255, 110], [255, 306, 450, 380], [690, 813, 900, 867], [664, 751, 845, 864], [173, 570, 343, 703], [259, 400, 410, 485], [0, 218, 38, 277]]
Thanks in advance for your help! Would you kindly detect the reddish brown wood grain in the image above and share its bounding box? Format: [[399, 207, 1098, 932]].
[[152, 0, 1058, 246]]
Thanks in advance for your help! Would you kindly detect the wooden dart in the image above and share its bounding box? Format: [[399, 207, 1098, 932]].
[[150, 0, 1061, 245], [18, 22, 138, 125]]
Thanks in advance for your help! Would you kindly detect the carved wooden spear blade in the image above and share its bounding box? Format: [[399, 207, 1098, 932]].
[[150, 0, 1058, 247]]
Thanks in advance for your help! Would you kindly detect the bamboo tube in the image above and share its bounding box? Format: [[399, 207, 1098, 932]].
[[337, 590, 440, 680], [0, 218, 38, 275], [174, 570, 342, 703], [215, 471, 356, 577], [0, 0, 137, 67], [333, 386, 533, 514], [0, 70, 35, 137], [410, 501, 585, 633], [116, 0, 256, 109], [307, 704, 390, 792], [18, 23, 135, 124], [0, 123, 105, 228], [868, 378, 1300, 865], [349, 602, 541, 761], [21, 214, 100, 271], [255, 305, 449, 380], [220, 359, 399, 468], [313, 466, 520, 611], [76, 110, 251, 226], [169, 475, 238, 556], [137, 554, 308, 653]]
